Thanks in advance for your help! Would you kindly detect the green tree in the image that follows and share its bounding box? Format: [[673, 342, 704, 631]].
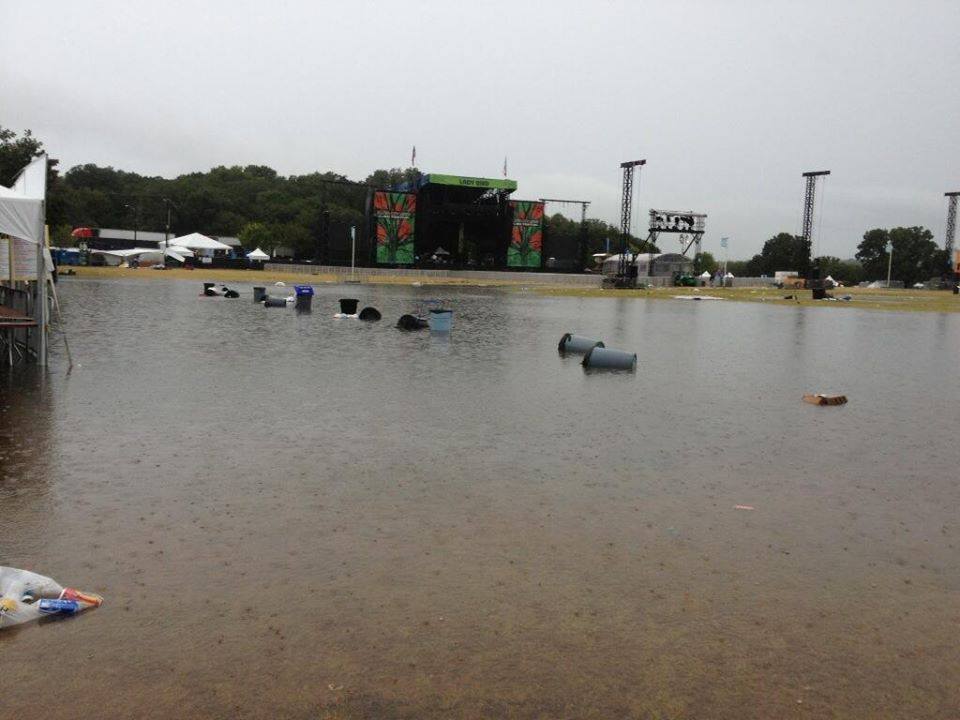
[[0, 126, 44, 186], [238, 221, 274, 253], [856, 226, 944, 286], [693, 251, 718, 275], [744, 232, 810, 277], [814, 256, 864, 285]]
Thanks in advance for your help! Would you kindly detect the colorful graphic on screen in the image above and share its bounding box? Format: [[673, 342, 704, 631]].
[[374, 191, 416, 264], [508, 200, 543, 268]]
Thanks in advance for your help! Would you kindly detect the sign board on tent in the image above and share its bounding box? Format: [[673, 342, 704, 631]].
[[0, 236, 38, 280]]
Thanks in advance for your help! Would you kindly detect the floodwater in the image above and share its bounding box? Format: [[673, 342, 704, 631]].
[[1, 278, 959, 719]]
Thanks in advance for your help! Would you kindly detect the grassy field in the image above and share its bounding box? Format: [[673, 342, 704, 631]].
[[63, 265, 529, 287], [537, 285, 960, 313], [63, 266, 960, 313]]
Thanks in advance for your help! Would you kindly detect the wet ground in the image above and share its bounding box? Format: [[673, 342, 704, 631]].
[[1, 278, 958, 719]]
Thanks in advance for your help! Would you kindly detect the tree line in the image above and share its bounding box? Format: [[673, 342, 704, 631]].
[[1, 126, 946, 283]]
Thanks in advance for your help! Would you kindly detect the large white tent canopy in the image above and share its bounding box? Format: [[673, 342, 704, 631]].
[[168, 232, 231, 252], [0, 155, 47, 245], [90, 246, 194, 261], [246, 247, 269, 260]]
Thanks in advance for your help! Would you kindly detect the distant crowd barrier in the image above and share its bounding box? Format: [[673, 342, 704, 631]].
[[263, 263, 604, 287]]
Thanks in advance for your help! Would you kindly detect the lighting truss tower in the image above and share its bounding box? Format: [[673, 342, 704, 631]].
[[799, 170, 830, 280], [616, 160, 646, 285], [539, 198, 591, 270], [945, 192, 959, 282]]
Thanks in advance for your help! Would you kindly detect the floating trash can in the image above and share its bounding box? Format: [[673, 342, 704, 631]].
[[397, 314, 428, 330], [294, 285, 314, 312], [339, 298, 359, 315], [428, 308, 453, 332], [558, 333, 604, 354], [223, 287, 239, 299], [359, 307, 381, 321], [263, 296, 288, 308], [253, 286, 266, 302], [582, 346, 637, 370], [202, 282, 217, 297]]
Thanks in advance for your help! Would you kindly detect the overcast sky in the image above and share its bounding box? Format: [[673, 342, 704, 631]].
[[3, 0, 958, 258]]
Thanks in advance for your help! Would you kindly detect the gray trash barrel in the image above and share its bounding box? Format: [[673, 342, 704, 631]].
[[202, 282, 217, 297], [253, 287, 266, 302], [582, 346, 637, 370], [558, 333, 604, 354], [339, 298, 359, 315], [263, 296, 288, 308]]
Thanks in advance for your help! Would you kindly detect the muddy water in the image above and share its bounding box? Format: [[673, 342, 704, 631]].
[[1, 278, 958, 719]]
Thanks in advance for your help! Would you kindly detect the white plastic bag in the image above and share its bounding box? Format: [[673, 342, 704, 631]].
[[0, 566, 103, 628]]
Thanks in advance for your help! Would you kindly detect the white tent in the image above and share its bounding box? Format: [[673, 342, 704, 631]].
[[246, 247, 269, 260], [699, 271, 712, 279], [724, 272, 735, 278], [90, 247, 194, 263], [0, 155, 46, 246], [168, 232, 231, 252]]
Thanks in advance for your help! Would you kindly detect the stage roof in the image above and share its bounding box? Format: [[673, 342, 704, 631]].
[[397, 173, 517, 193]]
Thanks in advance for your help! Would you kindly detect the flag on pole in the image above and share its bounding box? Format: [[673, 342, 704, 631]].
[[503, 156, 508, 178], [411, 145, 416, 168]]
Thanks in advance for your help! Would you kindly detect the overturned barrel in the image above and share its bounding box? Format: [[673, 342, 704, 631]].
[[223, 287, 239, 299], [396, 314, 428, 330], [339, 298, 359, 315], [558, 333, 604, 354], [202, 282, 217, 297], [253, 286, 266, 302], [263, 296, 288, 308], [295, 285, 314, 312], [359, 306, 381, 322], [582, 346, 637, 371]]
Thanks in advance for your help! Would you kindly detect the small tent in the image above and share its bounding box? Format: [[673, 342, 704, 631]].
[[699, 271, 711, 279], [246, 247, 269, 261]]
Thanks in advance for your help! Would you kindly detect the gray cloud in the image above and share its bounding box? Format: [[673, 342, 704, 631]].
[[2, 0, 958, 258]]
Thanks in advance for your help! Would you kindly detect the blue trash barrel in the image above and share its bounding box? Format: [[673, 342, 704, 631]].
[[294, 285, 314, 311]]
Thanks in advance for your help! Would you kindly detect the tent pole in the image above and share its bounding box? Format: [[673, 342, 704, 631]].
[[35, 226, 47, 366]]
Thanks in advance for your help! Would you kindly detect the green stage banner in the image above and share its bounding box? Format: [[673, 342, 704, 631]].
[[374, 191, 416, 264], [425, 174, 517, 191], [508, 200, 544, 268]]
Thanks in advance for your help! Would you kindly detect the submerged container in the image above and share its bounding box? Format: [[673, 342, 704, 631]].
[[358, 307, 381, 321], [428, 309, 453, 332], [339, 298, 359, 315], [253, 287, 267, 302], [582, 346, 637, 371], [263, 296, 288, 308], [294, 285, 314, 312], [558, 333, 604, 354]]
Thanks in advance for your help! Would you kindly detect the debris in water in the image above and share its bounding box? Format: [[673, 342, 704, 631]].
[[803, 394, 847, 406]]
